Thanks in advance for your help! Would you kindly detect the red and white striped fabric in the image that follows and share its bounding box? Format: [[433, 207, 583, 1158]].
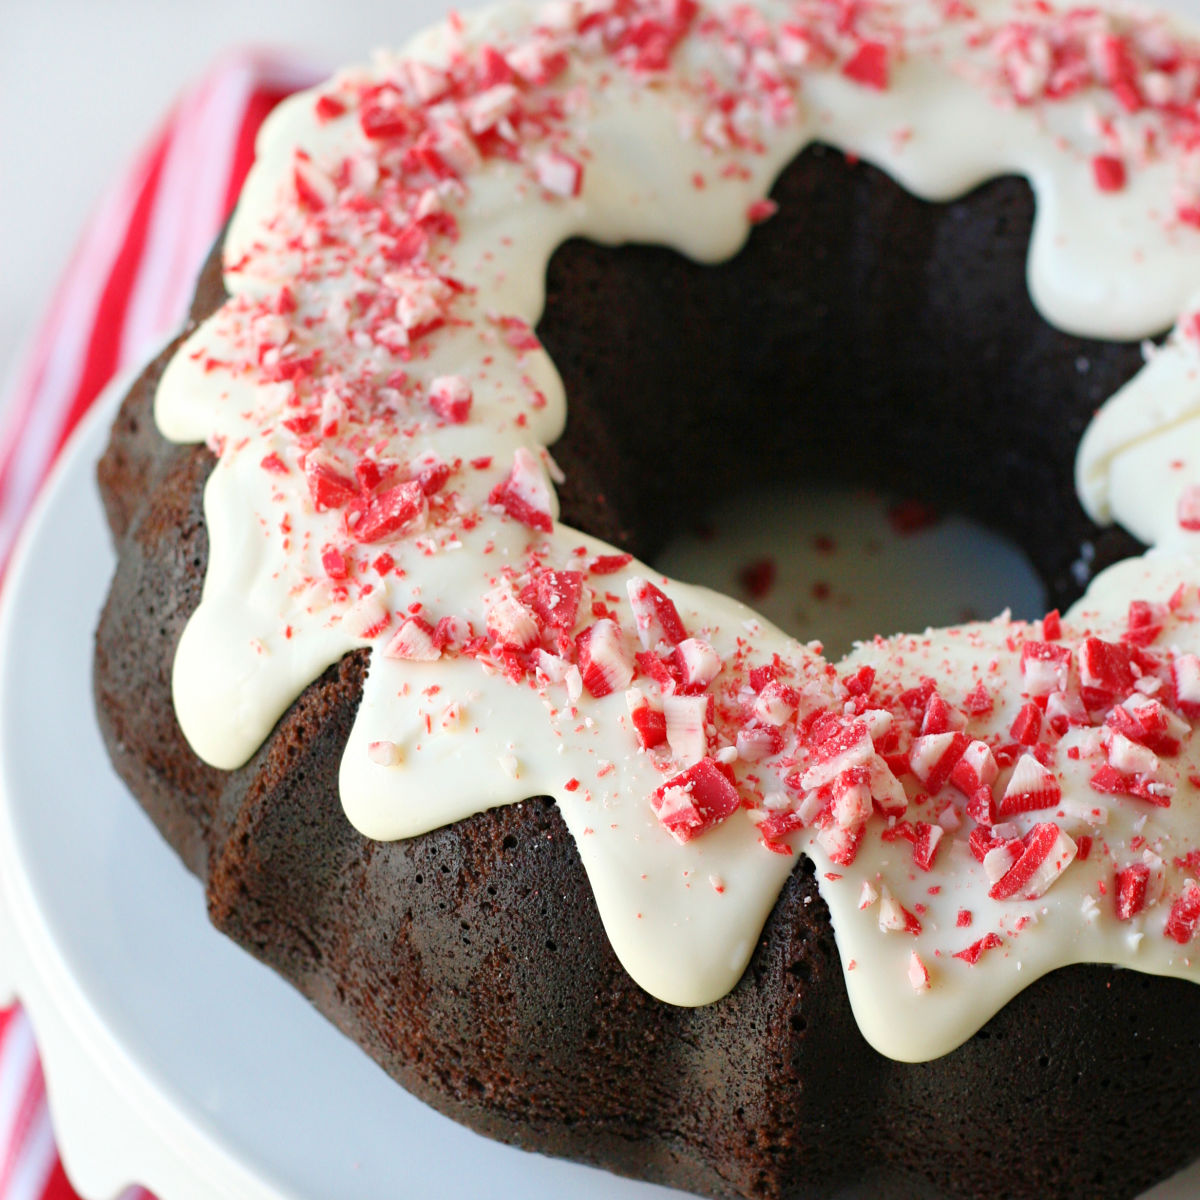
[[0, 51, 320, 1200]]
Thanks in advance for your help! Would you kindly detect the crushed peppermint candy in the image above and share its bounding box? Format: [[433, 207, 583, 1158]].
[[159, 0, 1200, 1034]]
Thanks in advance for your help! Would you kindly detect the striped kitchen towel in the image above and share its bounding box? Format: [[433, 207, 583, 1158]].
[[0, 51, 318, 1200]]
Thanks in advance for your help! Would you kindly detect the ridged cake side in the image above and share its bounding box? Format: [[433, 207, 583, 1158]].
[[96, 146, 1200, 1200]]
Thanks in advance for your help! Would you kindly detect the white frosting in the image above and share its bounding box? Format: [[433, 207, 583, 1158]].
[[154, 0, 1200, 1061]]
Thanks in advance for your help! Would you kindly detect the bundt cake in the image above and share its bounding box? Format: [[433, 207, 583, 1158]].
[[95, 1, 1200, 1195]]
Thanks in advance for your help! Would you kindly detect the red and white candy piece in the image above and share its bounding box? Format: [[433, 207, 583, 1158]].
[[626, 687, 667, 750], [352, 481, 428, 543], [626, 577, 688, 650], [535, 149, 585, 197], [674, 637, 723, 691], [524, 568, 584, 633], [663, 693, 712, 765], [997, 754, 1062, 818], [485, 589, 540, 650], [1109, 695, 1188, 756], [1165, 879, 1200, 944], [949, 739, 998, 797], [1104, 730, 1159, 777], [428, 374, 473, 423], [1177, 484, 1200, 531], [908, 952, 931, 992], [489, 447, 554, 532], [576, 619, 633, 698], [830, 766, 873, 830], [909, 731, 968, 795], [1172, 653, 1200, 718], [650, 758, 740, 843], [384, 615, 442, 661], [801, 718, 874, 789], [988, 823, 1077, 901], [878, 889, 922, 935], [753, 680, 799, 725]]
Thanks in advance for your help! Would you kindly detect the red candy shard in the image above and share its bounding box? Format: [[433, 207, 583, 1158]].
[[966, 784, 997, 828], [907, 952, 931, 992], [844, 665, 875, 697], [969, 825, 1004, 863], [921, 693, 964, 735], [1123, 599, 1165, 646], [1092, 154, 1127, 193], [1172, 653, 1200, 717], [1089, 763, 1173, 807], [674, 637, 723, 692], [485, 591, 540, 651], [352, 481, 427, 543], [535, 150, 585, 198], [898, 677, 937, 714], [304, 452, 358, 511], [1107, 696, 1185, 757], [1009, 702, 1043, 746], [321, 546, 348, 580], [314, 94, 347, 122], [842, 40, 889, 90], [589, 553, 633, 575], [879, 892, 923, 935], [830, 765, 873, 830], [1078, 637, 1134, 704], [292, 149, 336, 211], [1165, 880, 1200, 944], [663, 692, 712, 764], [758, 807, 806, 852], [413, 454, 452, 496], [803, 718, 874, 788], [954, 933, 1004, 965], [354, 458, 383, 493], [524, 570, 583, 633], [746, 198, 779, 224], [1115, 863, 1150, 921], [650, 758, 739, 843], [736, 722, 785, 763], [478, 44, 517, 87]]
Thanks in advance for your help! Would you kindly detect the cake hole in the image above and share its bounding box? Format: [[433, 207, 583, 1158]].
[[654, 483, 1046, 660], [539, 143, 1151, 628]]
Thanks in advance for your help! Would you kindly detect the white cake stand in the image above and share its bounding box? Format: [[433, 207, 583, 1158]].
[[0, 387, 690, 1200], [1, 385, 1197, 1200]]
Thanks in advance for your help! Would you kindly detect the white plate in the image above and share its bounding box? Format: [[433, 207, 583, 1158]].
[[1, 388, 1198, 1200]]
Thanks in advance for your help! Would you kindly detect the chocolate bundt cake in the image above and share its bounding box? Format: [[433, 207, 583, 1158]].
[[96, 1, 1200, 1196]]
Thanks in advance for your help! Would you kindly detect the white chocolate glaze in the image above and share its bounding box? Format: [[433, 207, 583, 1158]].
[[155, 0, 1200, 1060]]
